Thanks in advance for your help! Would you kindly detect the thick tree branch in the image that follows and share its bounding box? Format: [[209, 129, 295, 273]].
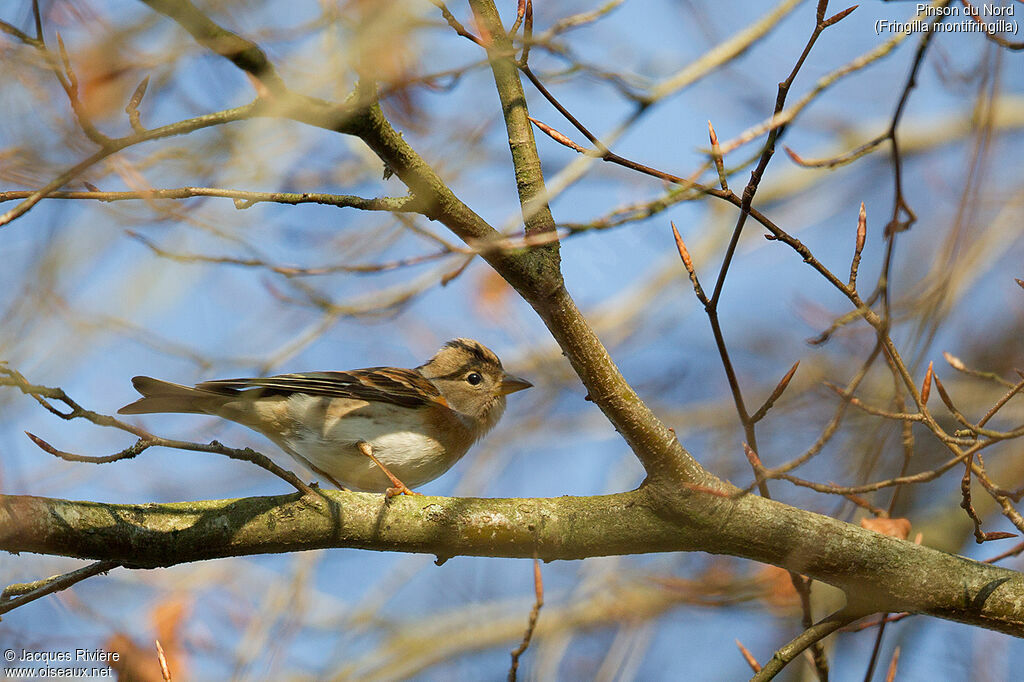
[[469, 0, 559, 243], [458, 0, 703, 485], [4, 489, 1024, 636]]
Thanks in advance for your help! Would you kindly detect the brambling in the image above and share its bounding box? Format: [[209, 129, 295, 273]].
[[118, 338, 532, 495]]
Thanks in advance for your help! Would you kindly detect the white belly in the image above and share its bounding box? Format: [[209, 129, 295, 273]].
[[265, 395, 472, 491]]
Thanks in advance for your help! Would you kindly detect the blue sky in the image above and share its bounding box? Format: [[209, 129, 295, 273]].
[[2, 0, 1023, 678]]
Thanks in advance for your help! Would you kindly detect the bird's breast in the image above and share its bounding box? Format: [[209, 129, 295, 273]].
[[272, 395, 476, 490]]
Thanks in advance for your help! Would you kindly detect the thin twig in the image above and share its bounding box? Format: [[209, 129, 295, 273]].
[[751, 610, 854, 681], [429, 0, 485, 46], [508, 557, 544, 681], [1, 365, 314, 495], [1, 560, 119, 615], [155, 640, 172, 681], [736, 639, 762, 673]]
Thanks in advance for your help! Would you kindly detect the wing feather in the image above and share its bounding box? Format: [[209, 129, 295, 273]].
[[196, 368, 439, 408]]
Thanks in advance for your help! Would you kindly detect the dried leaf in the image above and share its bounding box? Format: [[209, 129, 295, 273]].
[[861, 517, 911, 540]]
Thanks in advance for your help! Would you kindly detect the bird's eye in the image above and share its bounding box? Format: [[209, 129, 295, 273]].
[[466, 372, 483, 385]]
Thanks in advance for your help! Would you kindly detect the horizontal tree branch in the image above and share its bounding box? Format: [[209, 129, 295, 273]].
[[4, 487, 1024, 637], [0, 102, 262, 229], [0, 188, 426, 212]]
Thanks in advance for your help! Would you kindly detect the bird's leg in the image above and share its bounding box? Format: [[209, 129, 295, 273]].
[[356, 441, 423, 497]]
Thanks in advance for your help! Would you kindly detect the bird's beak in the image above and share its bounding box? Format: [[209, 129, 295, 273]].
[[500, 374, 533, 395]]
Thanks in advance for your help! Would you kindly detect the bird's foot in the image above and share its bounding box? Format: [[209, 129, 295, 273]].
[[357, 441, 422, 497]]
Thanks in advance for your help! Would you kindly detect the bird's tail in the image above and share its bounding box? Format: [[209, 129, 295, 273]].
[[118, 376, 227, 415]]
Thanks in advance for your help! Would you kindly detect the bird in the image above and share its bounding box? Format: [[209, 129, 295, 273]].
[[118, 338, 532, 495]]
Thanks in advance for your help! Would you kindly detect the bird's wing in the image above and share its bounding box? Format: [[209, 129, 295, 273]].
[[196, 368, 442, 408]]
